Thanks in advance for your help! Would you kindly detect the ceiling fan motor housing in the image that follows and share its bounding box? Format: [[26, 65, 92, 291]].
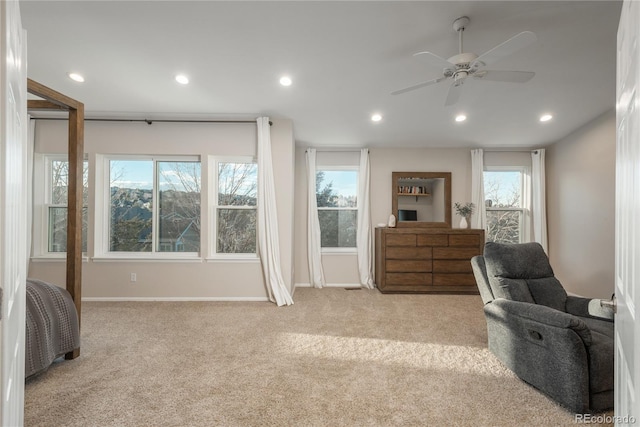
[[452, 16, 470, 32]]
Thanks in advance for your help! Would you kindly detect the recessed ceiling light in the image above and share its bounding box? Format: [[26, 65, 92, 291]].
[[279, 76, 292, 87], [175, 74, 189, 85], [68, 72, 84, 83], [540, 114, 553, 122], [455, 114, 467, 122], [371, 113, 382, 122]]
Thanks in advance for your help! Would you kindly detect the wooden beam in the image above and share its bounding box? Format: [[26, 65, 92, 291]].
[[27, 78, 81, 110], [27, 100, 68, 111], [65, 105, 83, 359], [27, 78, 84, 360]]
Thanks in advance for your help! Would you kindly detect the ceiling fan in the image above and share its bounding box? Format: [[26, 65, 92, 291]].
[[392, 16, 537, 106]]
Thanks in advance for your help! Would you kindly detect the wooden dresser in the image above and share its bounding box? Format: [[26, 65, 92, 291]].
[[375, 227, 484, 294]]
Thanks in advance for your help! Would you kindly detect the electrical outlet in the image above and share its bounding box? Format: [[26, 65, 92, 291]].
[[130, 273, 137, 282]]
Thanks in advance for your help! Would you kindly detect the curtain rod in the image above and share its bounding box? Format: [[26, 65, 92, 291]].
[[482, 147, 543, 153], [305, 148, 365, 152], [31, 117, 271, 125]]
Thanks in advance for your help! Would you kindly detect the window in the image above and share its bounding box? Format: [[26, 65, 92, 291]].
[[108, 157, 201, 254], [45, 156, 88, 253], [483, 168, 528, 244], [316, 168, 358, 249], [212, 158, 257, 255]]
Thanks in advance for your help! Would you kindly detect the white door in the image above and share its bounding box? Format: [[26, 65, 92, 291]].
[[0, 0, 28, 425], [616, 2, 640, 425]]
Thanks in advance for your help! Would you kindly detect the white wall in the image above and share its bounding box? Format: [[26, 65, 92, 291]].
[[546, 110, 616, 298], [31, 111, 615, 299], [28, 118, 295, 300], [293, 146, 471, 287]]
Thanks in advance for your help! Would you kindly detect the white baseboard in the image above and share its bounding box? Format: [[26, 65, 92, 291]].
[[294, 283, 362, 288], [82, 296, 270, 302]]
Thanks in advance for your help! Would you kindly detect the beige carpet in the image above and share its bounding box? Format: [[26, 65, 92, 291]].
[[25, 288, 613, 426]]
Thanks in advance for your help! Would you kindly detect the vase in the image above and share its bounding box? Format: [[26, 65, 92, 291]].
[[460, 216, 468, 229]]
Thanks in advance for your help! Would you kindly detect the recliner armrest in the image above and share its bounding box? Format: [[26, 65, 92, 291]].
[[565, 296, 615, 321], [488, 298, 592, 345]]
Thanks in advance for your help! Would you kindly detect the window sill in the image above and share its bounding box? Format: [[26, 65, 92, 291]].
[[92, 255, 203, 263], [205, 256, 260, 263], [31, 256, 90, 263], [321, 249, 358, 255]]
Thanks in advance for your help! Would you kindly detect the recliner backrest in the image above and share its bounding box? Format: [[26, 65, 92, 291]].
[[483, 242, 568, 312]]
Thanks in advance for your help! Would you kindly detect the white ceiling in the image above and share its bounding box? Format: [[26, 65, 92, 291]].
[[20, 1, 621, 149]]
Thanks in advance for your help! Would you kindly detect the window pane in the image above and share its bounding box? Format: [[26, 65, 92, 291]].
[[51, 160, 69, 204], [109, 160, 153, 252], [486, 210, 521, 244], [217, 209, 256, 253], [157, 161, 201, 252], [483, 171, 522, 208], [218, 162, 257, 206], [316, 170, 357, 208], [318, 209, 357, 247], [50, 160, 89, 206], [48, 207, 88, 252]]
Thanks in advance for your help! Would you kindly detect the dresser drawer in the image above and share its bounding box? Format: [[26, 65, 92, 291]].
[[386, 247, 432, 260], [433, 260, 473, 274], [433, 247, 482, 260], [449, 234, 482, 247], [416, 234, 449, 247], [386, 260, 432, 272], [386, 234, 417, 246], [433, 273, 477, 286], [385, 273, 432, 286]]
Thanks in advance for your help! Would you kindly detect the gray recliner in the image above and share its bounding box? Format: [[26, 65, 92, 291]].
[[471, 242, 614, 413]]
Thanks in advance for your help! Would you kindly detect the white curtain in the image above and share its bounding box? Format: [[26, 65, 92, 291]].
[[26, 116, 35, 275], [256, 117, 293, 306], [357, 149, 374, 289], [305, 148, 325, 288], [470, 149, 486, 229], [531, 149, 548, 252]]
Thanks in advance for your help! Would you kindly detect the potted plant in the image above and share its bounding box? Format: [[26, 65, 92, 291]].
[[454, 202, 474, 229]]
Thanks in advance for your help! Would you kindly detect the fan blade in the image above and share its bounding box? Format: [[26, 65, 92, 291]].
[[444, 81, 463, 106], [470, 31, 537, 69], [413, 51, 455, 72], [391, 76, 448, 96], [473, 70, 535, 83]]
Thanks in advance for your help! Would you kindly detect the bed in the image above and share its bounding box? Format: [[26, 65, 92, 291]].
[[25, 279, 80, 378]]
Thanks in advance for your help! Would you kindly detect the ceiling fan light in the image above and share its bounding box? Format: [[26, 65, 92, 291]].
[[175, 74, 189, 85], [540, 114, 553, 122], [279, 76, 292, 86], [371, 113, 382, 122], [455, 114, 467, 122], [68, 72, 84, 83]]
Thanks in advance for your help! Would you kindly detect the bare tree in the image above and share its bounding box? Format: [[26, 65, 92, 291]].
[[49, 160, 88, 251], [216, 162, 257, 254], [484, 173, 521, 244]]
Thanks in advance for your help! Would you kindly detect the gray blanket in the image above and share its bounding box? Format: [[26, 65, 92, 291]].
[[25, 279, 80, 378]]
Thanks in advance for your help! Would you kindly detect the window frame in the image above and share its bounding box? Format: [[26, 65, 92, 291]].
[[208, 155, 259, 260], [315, 165, 359, 254], [94, 154, 202, 260], [483, 166, 531, 244], [33, 154, 89, 259]]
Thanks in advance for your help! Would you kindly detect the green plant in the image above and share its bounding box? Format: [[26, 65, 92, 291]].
[[454, 202, 475, 218]]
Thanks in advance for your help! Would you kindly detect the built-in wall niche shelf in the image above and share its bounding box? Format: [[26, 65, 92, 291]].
[[397, 187, 431, 202], [392, 172, 452, 228], [396, 185, 431, 196]]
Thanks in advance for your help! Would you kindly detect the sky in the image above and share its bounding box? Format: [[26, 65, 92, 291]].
[[320, 170, 358, 197], [110, 160, 201, 191], [483, 170, 522, 206]]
